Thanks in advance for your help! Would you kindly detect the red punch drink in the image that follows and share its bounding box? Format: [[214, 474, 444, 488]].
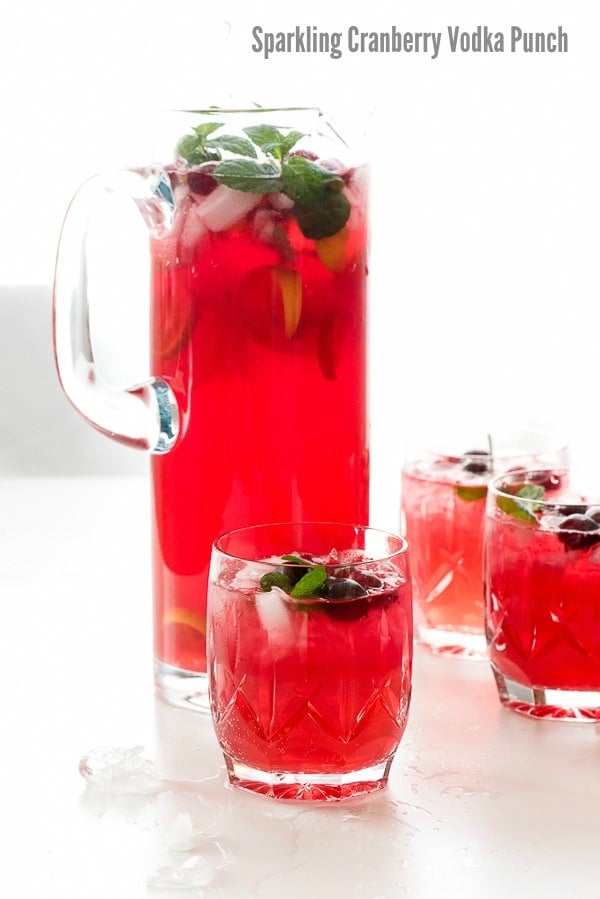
[[150, 113, 369, 705], [485, 469, 600, 720], [207, 523, 412, 800], [402, 453, 490, 656], [401, 431, 568, 659]]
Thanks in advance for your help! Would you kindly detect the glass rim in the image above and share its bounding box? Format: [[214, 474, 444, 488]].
[[487, 467, 572, 507], [403, 426, 568, 461], [165, 105, 324, 116], [212, 520, 409, 568]]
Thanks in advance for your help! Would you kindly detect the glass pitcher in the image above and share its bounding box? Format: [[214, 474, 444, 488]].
[[53, 107, 370, 709]]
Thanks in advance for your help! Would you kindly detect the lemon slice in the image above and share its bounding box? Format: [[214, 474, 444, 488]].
[[272, 267, 302, 338], [163, 607, 206, 635], [315, 227, 349, 273]]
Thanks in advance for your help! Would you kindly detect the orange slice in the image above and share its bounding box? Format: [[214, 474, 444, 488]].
[[272, 267, 302, 338], [163, 607, 206, 635], [315, 227, 349, 273]]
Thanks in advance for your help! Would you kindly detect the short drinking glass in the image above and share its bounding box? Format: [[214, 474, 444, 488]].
[[401, 427, 568, 659], [207, 522, 412, 800], [485, 468, 600, 720]]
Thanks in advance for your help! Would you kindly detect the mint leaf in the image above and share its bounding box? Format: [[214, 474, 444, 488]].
[[291, 565, 328, 598], [207, 135, 257, 157], [260, 571, 292, 593], [456, 485, 488, 502], [280, 130, 306, 156], [516, 485, 545, 504], [281, 156, 344, 206], [496, 484, 545, 523], [243, 125, 305, 160], [280, 157, 349, 238], [243, 124, 285, 155], [294, 191, 351, 239], [281, 554, 313, 565], [193, 123, 223, 139], [176, 124, 224, 164], [176, 134, 220, 165], [213, 158, 282, 193]]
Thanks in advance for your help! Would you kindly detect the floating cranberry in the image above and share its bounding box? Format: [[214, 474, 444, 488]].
[[528, 471, 563, 491], [460, 450, 491, 475], [289, 149, 318, 161], [318, 577, 368, 620], [188, 162, 218, 195], [281, 564, 310, 586], [557, 514, 600, 551], [554, 503, 588, 516], [351, 570, 383, 590], [322, 577, 368, 599]]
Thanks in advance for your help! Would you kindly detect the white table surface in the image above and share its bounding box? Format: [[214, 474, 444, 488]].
[[2, 475, 599, 898]]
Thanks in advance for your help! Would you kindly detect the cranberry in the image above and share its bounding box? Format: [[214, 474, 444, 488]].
[[322, 577, 367, 599], [460, 450, 491, 475], [281, 564, 310, 586], [289, 149, 318, 161], [554, 503, 588, 516], [351, 570, 383, 590], [557, 514, 600, 551], [587, 507, 600, 524], [527, 471, 563, 491], [188, 162, 218, 195], [319, 577, 369, 620]]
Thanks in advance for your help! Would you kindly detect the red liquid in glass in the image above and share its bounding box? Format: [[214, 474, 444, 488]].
[[402, 462, 487, 637], [486, 507, 600, 693], [150, 175, 369, 673], [208, 557, 412, 789]]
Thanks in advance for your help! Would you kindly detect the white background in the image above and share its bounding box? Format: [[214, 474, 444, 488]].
[[0, 0, 598, 528]]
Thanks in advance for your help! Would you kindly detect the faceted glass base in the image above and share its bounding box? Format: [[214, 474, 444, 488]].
[[223, 754, 394, 801], [417, 624, 487, 661], [154, 660, 210, 712], [492, 664, 600, 721]]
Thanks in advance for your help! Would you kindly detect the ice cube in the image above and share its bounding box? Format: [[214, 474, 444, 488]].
[[230, 561, 270, 590], [78, 745, 162, 795], [255, 586, 295, 652], [198, 185, 261, 232], [252, 208, 275, 243], [166, 813, 196, 852], [180, 203, 208, 251], [268, 191, 295, 211], [589, 546, 600, 566]]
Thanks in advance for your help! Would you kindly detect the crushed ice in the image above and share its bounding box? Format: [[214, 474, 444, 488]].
[[147, 854, 214, 891], [79, 745, 163, 795], [148, 828, 233, 892]]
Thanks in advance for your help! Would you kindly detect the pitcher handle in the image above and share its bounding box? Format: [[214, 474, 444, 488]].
[[53, 167, 179, 453]]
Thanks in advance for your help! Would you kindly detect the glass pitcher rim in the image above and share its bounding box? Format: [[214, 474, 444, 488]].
[[169, 105, 325, 115]]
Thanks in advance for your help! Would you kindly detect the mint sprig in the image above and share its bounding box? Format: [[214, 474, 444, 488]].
[[176, 123, 223, 165], [259, 571, 293, 593], [281, 155, 344, 205], [496, 484, 545, 523], [290, 565, 328, 598], [243, 125, 305, 160], [212, 159, 282, 193], [175, 120, 351, 240]]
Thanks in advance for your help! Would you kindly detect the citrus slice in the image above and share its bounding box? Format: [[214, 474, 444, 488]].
[[272, 266, 302, 338], [315, 226, 349, 273], [163, 607, 206, 635]]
